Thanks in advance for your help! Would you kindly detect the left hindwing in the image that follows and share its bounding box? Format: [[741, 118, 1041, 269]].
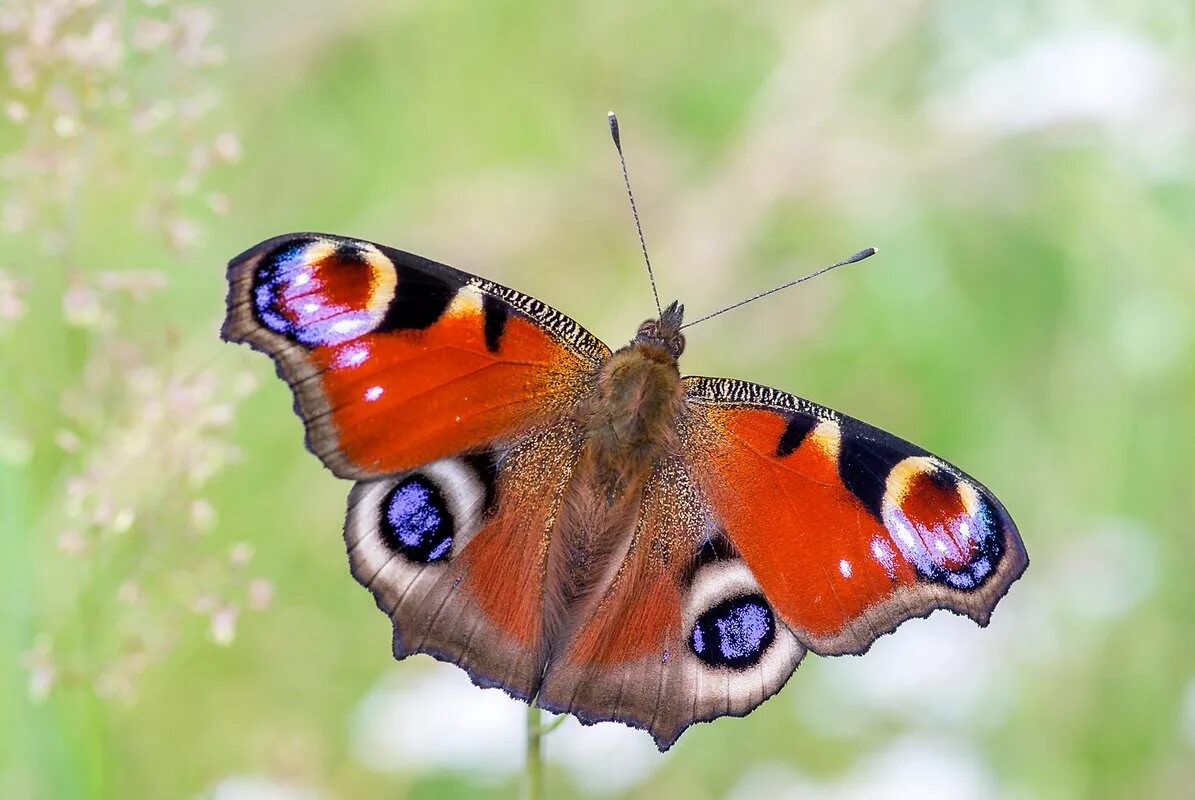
[[680, 376, 1028, 657], [344, 421, 585, 705]]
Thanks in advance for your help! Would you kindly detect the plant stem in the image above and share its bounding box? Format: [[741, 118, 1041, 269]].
[[524, 702, 544, 800]]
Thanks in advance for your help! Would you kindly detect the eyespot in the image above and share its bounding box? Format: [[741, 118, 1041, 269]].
[[690, 593, 776, 669], [380, 476, 454, 563], [879, 457, 1004, 590], [252, 238, 396, 346]]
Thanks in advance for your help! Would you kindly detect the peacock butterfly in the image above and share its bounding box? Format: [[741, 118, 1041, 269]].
[[222, 116, 1027, 750]]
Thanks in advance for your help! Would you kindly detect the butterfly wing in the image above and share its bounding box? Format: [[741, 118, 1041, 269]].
[[537, 374, 1026, 751], [224, 232, 1027, 743], [222, 232, 609, 479], [681, 376, 1028, 656], [537, 454, 806, 750], [223, 233, 610, 699], [344, 424, 584, 701]]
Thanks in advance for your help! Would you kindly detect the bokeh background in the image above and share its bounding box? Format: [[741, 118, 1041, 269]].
[[3, 1, 1194, 798]]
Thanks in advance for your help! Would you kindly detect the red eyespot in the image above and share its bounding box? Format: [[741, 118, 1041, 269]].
[[252, 239, 396, 345]]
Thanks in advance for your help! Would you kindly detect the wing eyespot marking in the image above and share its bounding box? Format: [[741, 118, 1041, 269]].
[[381, 476, 454, 563], [360, 456, 492, 569], [684, 555, 797, 678], [879, 456, 1006, 591], [690, 593, 776, 669], [250, 237, 396, 346]]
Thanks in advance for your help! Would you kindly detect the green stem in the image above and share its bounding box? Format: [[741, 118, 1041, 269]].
[[524, 703, 544, 800]]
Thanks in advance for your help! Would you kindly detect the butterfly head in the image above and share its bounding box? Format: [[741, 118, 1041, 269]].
[[635, 300, 686, 360]]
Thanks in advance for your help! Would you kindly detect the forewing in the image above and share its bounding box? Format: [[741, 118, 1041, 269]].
[[681, 376, 1028, 656], [222, 232, 609, 479]]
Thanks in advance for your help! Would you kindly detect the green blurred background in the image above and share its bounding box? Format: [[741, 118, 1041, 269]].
[[3, 1, 1194, 798]]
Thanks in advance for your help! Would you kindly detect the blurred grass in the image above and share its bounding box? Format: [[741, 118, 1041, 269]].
[[3, 0, 1195, 798]]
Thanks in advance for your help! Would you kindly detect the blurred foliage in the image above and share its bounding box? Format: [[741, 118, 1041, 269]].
[[2, 0, 1194, 798]]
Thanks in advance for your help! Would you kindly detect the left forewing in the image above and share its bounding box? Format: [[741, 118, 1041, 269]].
[[223, 232, 609, 479]]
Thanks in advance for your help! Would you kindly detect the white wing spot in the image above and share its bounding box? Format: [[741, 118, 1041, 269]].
[[871, 537, 897, 578], [332, 319, 364, 335], [338, 344, 369, 367], [838, 559, 853, 579], [364, 386, 384, 402]]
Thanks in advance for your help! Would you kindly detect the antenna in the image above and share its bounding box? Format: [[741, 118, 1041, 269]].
[[679, 247, 878, 330], [608, 112, 662, 316]]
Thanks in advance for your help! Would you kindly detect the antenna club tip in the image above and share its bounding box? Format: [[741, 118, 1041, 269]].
[[843, 246, 877, 265], [607, 112, 621, 146]]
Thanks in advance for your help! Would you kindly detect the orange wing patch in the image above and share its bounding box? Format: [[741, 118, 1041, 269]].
[[688, 407, 913, 649], [456, 425, 583, 646], [311, 300, 585, 475]]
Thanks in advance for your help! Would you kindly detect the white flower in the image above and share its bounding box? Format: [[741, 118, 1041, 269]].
[[549, 717, 664, 795], [350, 666, 525, 779], [213, 132, 242, 163], [350, 663, 665, 792], [728, 735, 1000, 800], [247, 579, 274, 611], [229, 542, 255, 567], [929, 31, 1169, 134], [203, 775, 320, 800]]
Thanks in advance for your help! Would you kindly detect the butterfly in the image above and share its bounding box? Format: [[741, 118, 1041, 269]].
[[222, 124, 1026, 751]]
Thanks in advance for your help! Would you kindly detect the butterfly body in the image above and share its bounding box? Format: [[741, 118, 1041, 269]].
[[224, 232, 1027, 749], [580, 313, 685, 493], [524, 305, 689, 671]]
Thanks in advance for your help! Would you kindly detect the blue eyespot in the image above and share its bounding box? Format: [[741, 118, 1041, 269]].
[[690, 594, 775, 669], [380, 476, 454, 563], [940, 495, 1002, 589], [252, 242, 310, 338], [250, 240, 378, 346]]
